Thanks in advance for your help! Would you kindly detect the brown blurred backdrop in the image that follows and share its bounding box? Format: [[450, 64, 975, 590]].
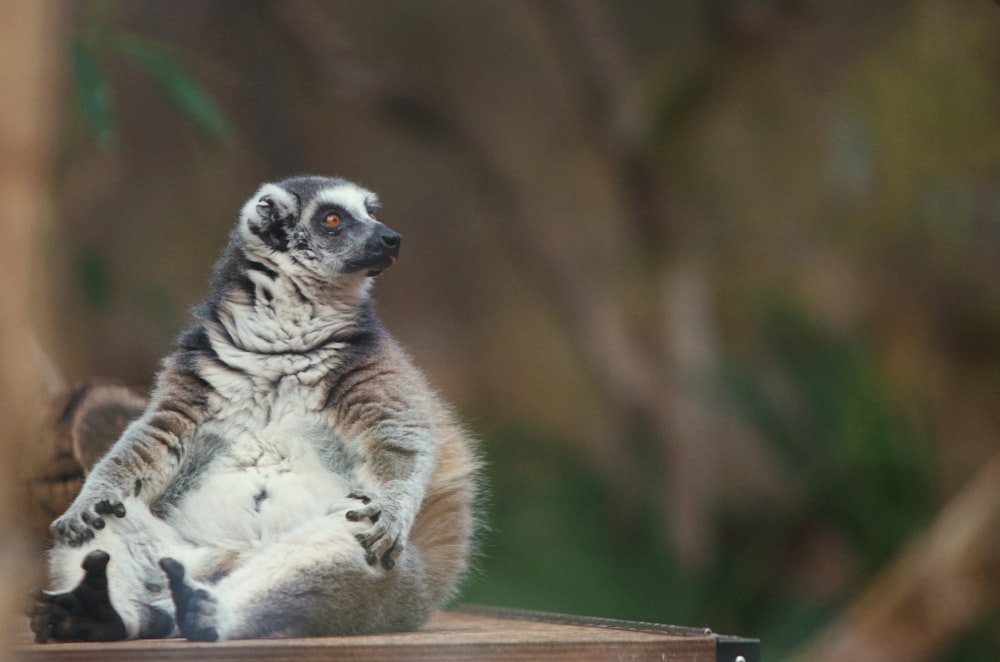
[[3, 1, 1000, 659]]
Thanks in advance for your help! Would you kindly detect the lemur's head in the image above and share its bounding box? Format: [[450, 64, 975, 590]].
[[238, 176, 401, 281]]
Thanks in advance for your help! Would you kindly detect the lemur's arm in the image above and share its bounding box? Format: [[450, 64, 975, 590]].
[[346, 416, 439, 570], [50, 357, 209, 547], [332, 349, 440, 570]]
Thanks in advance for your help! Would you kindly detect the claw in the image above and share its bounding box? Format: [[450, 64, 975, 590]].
[[51, 496, 128, 547], [346, 500, 382, 523], [346, 489, 405, 570], [347, 490, 372, 505], [95, 500, 127, 519], [382, 546, 397, 570], [82, 511, 105, 531]]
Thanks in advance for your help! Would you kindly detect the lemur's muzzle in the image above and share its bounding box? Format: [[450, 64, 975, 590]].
[[379, 228, 401, 260], [361, 226, 401, 277]]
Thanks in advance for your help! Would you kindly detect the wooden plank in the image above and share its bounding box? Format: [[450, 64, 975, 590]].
[[15, 607, 751, 662]]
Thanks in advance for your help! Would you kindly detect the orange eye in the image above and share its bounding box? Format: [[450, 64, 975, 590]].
[[324, 213, 342, 229]]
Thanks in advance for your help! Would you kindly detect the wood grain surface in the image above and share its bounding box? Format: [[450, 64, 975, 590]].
[[15, 606, 737, 661]]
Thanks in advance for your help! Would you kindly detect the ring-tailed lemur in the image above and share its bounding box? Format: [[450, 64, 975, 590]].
[[29, 176, 480, 642]]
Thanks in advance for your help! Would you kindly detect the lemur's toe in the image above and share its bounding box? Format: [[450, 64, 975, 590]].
[[159, 557, 185, 582], [162, 558, 223, 642], [81, 550, 111, 586]]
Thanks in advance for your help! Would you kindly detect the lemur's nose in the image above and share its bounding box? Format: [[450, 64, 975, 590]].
[[380, 229, 401, 255]]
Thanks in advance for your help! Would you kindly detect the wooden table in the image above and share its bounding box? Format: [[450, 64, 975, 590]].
[[15, 605, 760, 661]]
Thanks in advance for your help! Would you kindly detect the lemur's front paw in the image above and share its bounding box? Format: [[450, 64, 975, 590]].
[[50, 498, 127, 547], [346, 490, 405, 570]]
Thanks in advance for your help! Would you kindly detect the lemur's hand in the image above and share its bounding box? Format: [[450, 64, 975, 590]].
[[346, 490, 407, 570], [50, 491, 127, 547]]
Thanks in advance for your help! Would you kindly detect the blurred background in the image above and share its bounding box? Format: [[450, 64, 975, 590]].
[[2, 0, 1000, 659]]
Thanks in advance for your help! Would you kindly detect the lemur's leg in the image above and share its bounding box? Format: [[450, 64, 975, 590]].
[[35, 498, 189, 641], [162, 504, 432, 641], [29, 550, 128, 643]]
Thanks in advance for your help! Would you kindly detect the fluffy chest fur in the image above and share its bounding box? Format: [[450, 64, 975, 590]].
[[156, 370, 356, 548], [158, 313, 366, 547]]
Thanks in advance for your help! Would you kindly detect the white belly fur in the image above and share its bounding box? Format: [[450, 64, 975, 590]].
[[163, 414, 352, 551]]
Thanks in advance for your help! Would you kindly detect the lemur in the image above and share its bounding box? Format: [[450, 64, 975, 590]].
[[28, 176, 480, 642]]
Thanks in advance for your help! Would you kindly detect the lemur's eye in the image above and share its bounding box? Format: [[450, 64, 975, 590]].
[[324, 213, 342, 229]]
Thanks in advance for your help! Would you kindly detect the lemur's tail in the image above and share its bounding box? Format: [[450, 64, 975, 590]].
[[408, 423, 483, 608], [27, 382, 146, 536], [61, 382, 148, 473]]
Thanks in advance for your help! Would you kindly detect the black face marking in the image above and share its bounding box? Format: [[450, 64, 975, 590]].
[[342, 224, 401, 276], [249, 219, 290, 253], [247, 195, 293, 254]]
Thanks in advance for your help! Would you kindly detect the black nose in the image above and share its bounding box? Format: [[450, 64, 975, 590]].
[[380, 229, 401, 254]]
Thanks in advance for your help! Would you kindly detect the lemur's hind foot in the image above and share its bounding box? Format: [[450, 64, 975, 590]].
[[29, 550, 127, 643], [160, 557, 224, 642]]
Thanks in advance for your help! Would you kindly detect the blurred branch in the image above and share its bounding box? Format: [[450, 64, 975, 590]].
[[545, 0, 669, 255], [268, 0, 456, 141], [790, 453, 1000, 662], [541, 1, 725, 567], [0, 0, 65, 650], [551, 0, 644, 154]]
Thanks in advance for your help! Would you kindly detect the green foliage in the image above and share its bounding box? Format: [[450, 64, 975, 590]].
[[71, 11, 230, 148], [719, 301, 938, 655], [462, 300, 939, 659], [78, 248, 111, 309], [71, 38, 115, 149], [107, 33, 231, 141], [728, 303, 937, 572], [951, 619, 1000, 662], [460, 422, 687, 624]]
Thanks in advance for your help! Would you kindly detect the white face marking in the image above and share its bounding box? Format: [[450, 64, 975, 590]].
[[300, 182, 378, 227]]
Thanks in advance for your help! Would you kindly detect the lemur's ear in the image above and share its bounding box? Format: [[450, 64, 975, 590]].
[[241, 183, 297, 252], [255, 195, 277, 220]]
